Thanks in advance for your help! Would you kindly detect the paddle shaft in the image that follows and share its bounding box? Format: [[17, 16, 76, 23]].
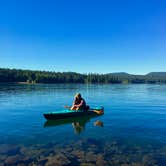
[[64, 106, 71, 109], [64, 106, 103, 114]]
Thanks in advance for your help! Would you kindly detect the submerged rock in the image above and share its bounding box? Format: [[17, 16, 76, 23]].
[[17, 163, 26, 166], [85, 152, 97, 162], [46, 153, 71, 166], [0, 154, 7, 162], [20, 146, 45, 159], [71, 150, 85, 162], [0, 163, 4, 166], [131, 163, 144, 166], [80, 163, 95, 166], [5, 154, 21, 165], [142, 154, 157, 166], [37, 158, 48, 165], [95, 154, 108, 165], [0, 144, 20, 155]]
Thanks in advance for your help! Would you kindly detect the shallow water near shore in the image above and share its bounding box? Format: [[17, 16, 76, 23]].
[[0, 83, 166, 165]]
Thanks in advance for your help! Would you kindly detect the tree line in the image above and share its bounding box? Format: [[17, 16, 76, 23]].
[[0, 68, 166, 84]]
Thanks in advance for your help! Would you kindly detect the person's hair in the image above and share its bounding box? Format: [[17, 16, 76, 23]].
[[75, 93, 81, 98]]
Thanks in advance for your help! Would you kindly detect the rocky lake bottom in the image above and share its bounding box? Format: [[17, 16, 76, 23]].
[[0, 138, 166, 166]]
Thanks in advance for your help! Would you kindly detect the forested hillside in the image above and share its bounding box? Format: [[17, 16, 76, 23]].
[[0, 68, 166, 84]]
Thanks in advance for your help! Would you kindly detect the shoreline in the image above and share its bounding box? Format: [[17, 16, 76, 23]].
[[0, 82, 165, 85], [17, 82, 37, 85]]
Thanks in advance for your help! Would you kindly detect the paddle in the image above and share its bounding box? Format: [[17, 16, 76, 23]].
[[92, 110, 104, 115], [64, 106, 71, 109]]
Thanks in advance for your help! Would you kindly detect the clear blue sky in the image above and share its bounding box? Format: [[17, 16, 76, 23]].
[[0, 0, 166, 74]]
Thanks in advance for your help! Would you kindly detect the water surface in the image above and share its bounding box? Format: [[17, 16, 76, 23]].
[[0, 83, 166, 165]]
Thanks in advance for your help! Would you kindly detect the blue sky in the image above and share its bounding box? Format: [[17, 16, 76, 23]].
[[0, 0, 166, 74]]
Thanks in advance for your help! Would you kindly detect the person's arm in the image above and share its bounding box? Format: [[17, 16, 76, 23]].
[[74, 100, 83, 107], [72, 98, 77, 106]]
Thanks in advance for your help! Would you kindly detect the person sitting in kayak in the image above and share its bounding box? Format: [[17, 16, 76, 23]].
[[71, 93, 87, 111]]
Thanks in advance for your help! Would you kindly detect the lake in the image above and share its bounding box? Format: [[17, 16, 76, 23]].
[[0, 83, 166, 165]]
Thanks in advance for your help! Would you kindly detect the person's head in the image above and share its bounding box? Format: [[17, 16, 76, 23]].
[[75, 93, 81, 99]]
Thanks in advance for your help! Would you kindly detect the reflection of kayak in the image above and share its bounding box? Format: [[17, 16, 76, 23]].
[[44, 114, 99, 127], [43, 106, 104, 120]]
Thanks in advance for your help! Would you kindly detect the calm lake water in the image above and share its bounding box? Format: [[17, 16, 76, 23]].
[[0, 83, 166, 165]]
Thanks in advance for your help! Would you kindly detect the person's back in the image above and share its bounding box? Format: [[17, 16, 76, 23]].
[[78, 97, 86, 110]]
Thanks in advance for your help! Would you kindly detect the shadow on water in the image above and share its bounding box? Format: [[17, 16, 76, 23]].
[[44, 114, 104, 135]]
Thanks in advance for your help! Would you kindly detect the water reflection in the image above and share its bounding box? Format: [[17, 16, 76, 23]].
[[44, 114, 104, 134], [72, 121, 86, 134]]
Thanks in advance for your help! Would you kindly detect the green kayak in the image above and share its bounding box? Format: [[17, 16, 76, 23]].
[[43, 106, 104, 120]]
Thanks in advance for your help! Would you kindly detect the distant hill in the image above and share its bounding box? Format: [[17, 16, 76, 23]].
[[109, 72, 130, 76], [110, 72, 166, 77], [146, 72, 166, 77], [105, 72, 131, 79]]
